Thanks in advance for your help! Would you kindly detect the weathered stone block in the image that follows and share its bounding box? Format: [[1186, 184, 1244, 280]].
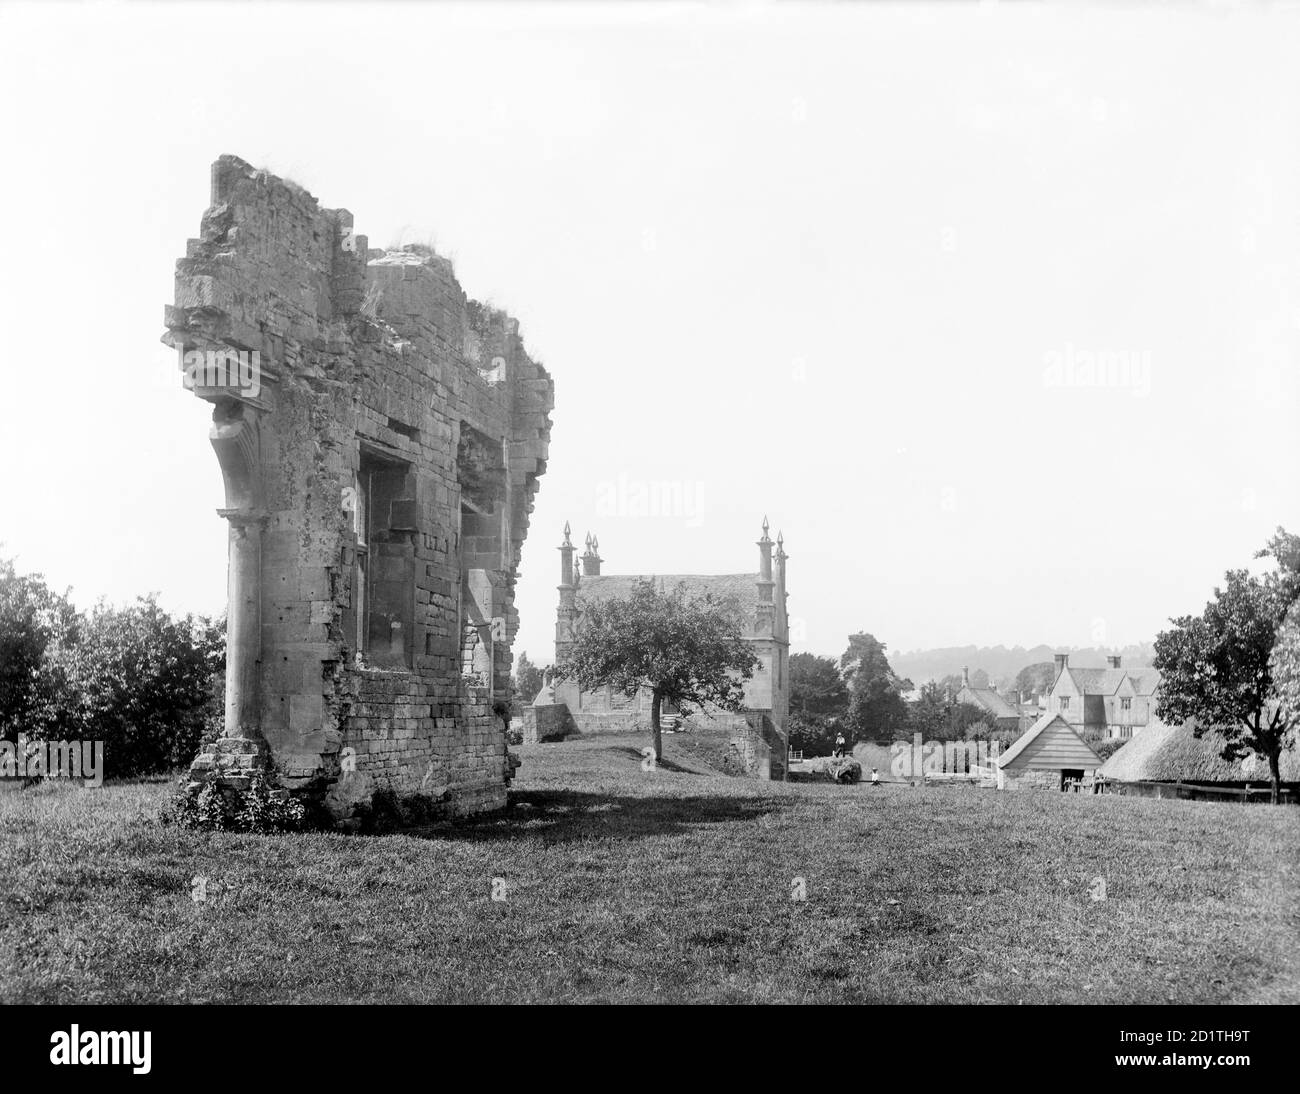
[[169, 156, 553, 826]]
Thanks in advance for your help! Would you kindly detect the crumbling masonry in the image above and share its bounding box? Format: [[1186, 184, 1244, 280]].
[[164, 156, 554, 823]]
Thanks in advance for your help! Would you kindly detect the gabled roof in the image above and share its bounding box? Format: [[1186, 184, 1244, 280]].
[[958, 686, 1020, 721], [1058, 666, 1161, 697], [1125, 668, 1161, 696], [575, 573, 760, 620], [1063, 667, 1126, 695], [997, 712, 1102, 769]]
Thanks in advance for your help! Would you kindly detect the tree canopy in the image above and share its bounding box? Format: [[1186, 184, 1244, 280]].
[[513, 651, 545, 710], [1154, 527, 1300, 803], [787, 653, 851, 757], [1014, 661, 1058, 700], [0, 555, 75, 739], [1, 553, 225, 778], [552, 579, 758, 760], [840, 632, 912, 741]]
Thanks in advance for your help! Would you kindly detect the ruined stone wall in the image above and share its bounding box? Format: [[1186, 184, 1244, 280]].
[[168, 156, 553, 822], [522, 704, 576, 744]]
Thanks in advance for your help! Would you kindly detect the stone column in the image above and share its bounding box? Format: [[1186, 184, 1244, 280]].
[[218, 508, 264, 736], [186, 402, 271, 792]]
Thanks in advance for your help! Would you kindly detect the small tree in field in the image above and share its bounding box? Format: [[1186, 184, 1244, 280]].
[[552, 579, 759, 762], [1154, 528, 1300, 804]]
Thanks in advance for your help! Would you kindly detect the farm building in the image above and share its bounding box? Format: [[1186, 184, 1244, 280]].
[[996, 712, 1104, 791], [1098, 715, 1300, 803]]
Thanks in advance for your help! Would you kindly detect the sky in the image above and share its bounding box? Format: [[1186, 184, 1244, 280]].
[[0, 1, 1297, 667]]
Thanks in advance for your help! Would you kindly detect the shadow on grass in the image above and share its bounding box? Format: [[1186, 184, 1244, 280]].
[[609, 745, 700, 775], [404, 788, 788, 844]]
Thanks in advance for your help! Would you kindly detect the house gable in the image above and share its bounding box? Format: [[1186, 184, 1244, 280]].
[[1051, 672, 1081, 702], [1000, 713, 1103, 772]]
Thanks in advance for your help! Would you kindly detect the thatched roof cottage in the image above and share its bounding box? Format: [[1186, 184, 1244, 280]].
[[1098, 715, 1300, 801]]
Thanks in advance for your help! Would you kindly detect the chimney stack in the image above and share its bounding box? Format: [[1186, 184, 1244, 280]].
[[1107, 654, 1121, 669], [962, 666, 970, 688], [581, 532, 602, 577], [1054, 652, 1068, 680]]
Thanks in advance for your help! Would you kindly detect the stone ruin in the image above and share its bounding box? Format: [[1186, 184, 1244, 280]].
[[164, 155, 554, 824]]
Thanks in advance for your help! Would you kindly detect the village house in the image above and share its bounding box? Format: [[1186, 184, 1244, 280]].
[[535, 520, 791, 780], [955, 667, 1023, 733], [1046, 653, 1161, 740]]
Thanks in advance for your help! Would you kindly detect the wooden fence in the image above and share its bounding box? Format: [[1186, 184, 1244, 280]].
[[1099, 780, 1296, 805]]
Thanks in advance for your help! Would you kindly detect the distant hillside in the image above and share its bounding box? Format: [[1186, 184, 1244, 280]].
[[889, 643, 1155, 690]]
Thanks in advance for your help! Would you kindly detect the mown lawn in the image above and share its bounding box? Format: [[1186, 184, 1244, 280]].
[[2, 734, 1297, 1004]]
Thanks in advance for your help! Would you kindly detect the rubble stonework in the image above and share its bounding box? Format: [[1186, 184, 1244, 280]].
[[165, 156, 554, 823]]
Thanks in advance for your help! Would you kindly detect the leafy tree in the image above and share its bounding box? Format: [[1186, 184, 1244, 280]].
[[1154, 528, 1300, 804], [949, 702, 995, 740], [553, 579, 758, 761], [910, 682, 996, 741], [40, 597, 225, 778], [1269, 530, 1300, 730], [1273, 600, 1300, 740], [934, 674, 963, 697], [786, 654, 851, 756], [908, 681, 949, 739], [0, 554, 75, 740], [788, 713, 845, 758], [1091, 738, 1128, 764], [512, 650, 546, 715], [789, 653, 850, 721], [1014, 661, 1058, 700], [840, 632, 912, 742]]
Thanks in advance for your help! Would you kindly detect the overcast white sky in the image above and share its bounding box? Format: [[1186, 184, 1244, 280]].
[[0, 1, 1297, 666]]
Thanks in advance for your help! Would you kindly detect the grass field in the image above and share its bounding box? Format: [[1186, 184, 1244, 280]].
[[2, 733, 1297, 1004]]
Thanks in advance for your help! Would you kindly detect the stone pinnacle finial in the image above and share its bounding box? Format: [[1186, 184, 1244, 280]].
[[777, 529, 784, 546], [762, 514, 770, 536], [562, 522, 572, 547], [592, 534, 599, 551], [585, 531, 592, 550]]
